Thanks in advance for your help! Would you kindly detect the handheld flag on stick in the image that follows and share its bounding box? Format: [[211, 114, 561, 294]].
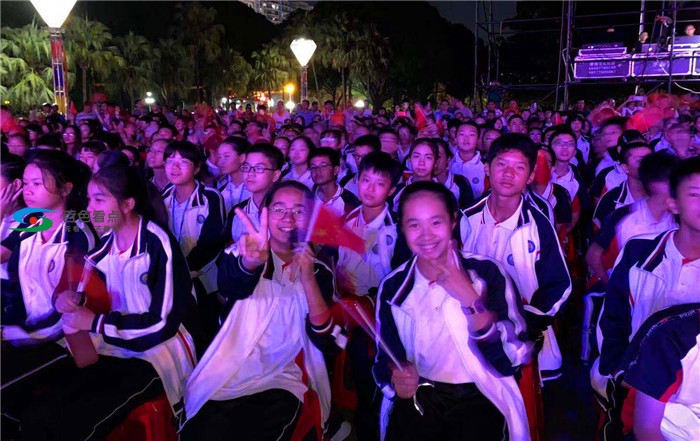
[[305, 203, 365, 254], [337, 298, 404, 372]]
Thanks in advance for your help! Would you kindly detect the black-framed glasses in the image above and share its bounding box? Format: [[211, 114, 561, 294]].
[[241, 164, 276, 174], [309, 163, 333, 172], [269, 205, 307, 220]]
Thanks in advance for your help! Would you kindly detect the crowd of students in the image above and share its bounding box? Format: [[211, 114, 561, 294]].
[[0, 93, 698, 441]]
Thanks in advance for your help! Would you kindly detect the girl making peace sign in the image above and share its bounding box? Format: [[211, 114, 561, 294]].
[[181, 181, 344, 441]]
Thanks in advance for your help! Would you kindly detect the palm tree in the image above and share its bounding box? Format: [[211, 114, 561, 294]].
[[174, 2, 225, 102], [64, 17, 123, 106], [316, 12, 357, 104], [113, 32, 159, 107], [156, 37, 193, 104], [211, 48, 252, 104], [0, 21, 54, 112], [351, 23, 391, 107], [251, 42, 292, 99]]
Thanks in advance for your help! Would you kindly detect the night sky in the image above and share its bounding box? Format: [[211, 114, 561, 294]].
[[1, 1, 518, 35]]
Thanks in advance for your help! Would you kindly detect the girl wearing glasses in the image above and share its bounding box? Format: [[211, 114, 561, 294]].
[[61, 125, 82, 159], [161, 141, 224, 347], [182, 181, 343, 441]]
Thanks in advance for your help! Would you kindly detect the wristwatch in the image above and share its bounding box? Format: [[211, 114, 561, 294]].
[[461, 297, 487, 316]]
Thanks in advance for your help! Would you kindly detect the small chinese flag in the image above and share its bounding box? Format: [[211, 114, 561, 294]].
[[308, 204, 365, 254], [414, 103, 427, 130], [69, 101, 78, 116], [534, 149, 551, 187]]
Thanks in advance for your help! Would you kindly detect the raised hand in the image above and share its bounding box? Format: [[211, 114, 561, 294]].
[[0, 181, 22, 220], [235, 206, 269, 270], [293, 242, 316, 280]]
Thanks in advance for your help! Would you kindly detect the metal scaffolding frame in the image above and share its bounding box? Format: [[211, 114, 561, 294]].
[[473, 1, 699, 110]]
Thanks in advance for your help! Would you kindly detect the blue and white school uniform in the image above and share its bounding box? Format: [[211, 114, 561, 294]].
[[337, 205, 400, 297], [460, 196, 572, 380], [340, 172, 360, 199], [590, 162, 627, 203], [374, 251, 532, 440], [594, 230, 700, 397], [162, 181, 224, 296], [449, 150, 486, 199], [620, 303, 700, 441], [223, 197, 260, 246], [442, 171, 475, 210], [216, 175, 251, 217], [314, 185, 360, 218], [282, 166, 314, 190], [183, 247, 345, 429], [81, 217, 197, 414], [1, 218, 96, 345], [593, 181, 638, 230]]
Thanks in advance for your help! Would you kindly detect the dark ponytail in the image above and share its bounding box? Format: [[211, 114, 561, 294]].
[[91, 166, 168, 230]]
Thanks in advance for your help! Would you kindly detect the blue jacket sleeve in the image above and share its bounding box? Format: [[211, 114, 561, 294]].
[[372, 275, 408, 399], [91, 233, 191, 352], [186, 189, 224, 271], [598, 238, 644, 376], [467, 257, 529, 377], [527, 213, 572, 334]]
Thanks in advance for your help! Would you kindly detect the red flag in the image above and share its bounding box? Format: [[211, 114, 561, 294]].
[[308, 204, 365, 254], [414, 102, 427, 130], [534, 149, 551, 187]]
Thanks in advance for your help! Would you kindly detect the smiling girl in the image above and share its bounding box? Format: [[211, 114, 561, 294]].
[[375, 181, 531, 440], [25, 165, 197, 440]]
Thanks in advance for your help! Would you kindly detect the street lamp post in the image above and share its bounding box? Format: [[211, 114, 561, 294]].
[[290, 38, 316, 103], [284, 83, 295, 103], [31, 0, 77, 115]]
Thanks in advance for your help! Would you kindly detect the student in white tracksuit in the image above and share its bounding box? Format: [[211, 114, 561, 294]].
[[182, 181, 345, 441], [17, 165, 198, 441], [375, 181, 532, 441]]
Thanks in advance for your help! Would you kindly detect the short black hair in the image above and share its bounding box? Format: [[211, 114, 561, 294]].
[[36, 133, 62, 149], [263, 180, 313, 208], [80, 140, 108, 155], [599, 116, 627, 134], [488, 133, 538, 171], [98, 150, 131, 170], [619, 141, 652, 165], [398, 180, 458, 223], [353, 134, 381, 152], [358, 151, 402, 187], [639, 152, 679, 195], [435, 138, 454, 159], [246, 143, 285, 170], [164, 140, 202, 166], [670, 156, 700, 199], [548, 127, 576, 147], [0, 153, 25, 182], [456, 121, 480, 133], [308, 147, 340, 167], [220, 136, 250, 155]]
